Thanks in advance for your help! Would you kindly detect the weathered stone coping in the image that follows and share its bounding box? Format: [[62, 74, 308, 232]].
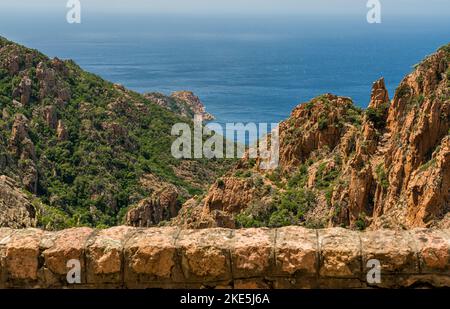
[[0, 227, 448, 288]]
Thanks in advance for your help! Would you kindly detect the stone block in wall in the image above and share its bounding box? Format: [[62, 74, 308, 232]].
[[40, 227, 94, 287], [318, 228, 362, 279], [410, 229, 449, 274], [273, 226, 318, 288], [4, 228, 43, 286], [85, 226, 135, 286], [176, 228, 233, 283], [124, 227, 181, 288], [0, 228, 15, 288], [400, 229, 450, 288], [0, 226, 448, 289], [230, 228, 275, 279], [361, 229, 419, 288]]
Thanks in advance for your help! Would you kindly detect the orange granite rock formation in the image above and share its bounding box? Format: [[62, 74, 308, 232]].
[[173, 44, 450, 231]]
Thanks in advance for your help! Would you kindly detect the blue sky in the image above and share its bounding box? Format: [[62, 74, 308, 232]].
[[2, 0, 450, 16]]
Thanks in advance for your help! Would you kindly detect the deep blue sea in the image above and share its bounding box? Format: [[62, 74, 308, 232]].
[[1, 12, 449, 130]]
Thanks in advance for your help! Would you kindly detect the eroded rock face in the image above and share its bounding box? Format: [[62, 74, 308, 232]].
[[173, 94, 364, 228], [205, 177, 258, 214], [330, 78, 391, 227], [35, 61, 71, 105], [0, 175, 36, 228], [173, 44, 450, 230], [7, 114, 38, 193], [334, 48, 450, 229], [325, 48, 449, 229], [405, 136, 450, 227], [331, 48, 449, 229], [56, 120, 67, 141], [278, 94, 358, 171], [126, 184, 179, 227], [370, 77, 390, 109], [42, 105, 57, 128], [12, 76, 32, 106]]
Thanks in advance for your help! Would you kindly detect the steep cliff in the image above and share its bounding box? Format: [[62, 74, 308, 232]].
[[173, 43, 450, 230], [331, 45, 450, 229]]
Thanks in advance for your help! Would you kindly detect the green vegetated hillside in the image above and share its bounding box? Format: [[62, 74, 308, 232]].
[[0, 36, 231, 229]]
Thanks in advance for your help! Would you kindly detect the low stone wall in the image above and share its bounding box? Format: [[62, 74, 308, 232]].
[[0, 226, 449, 288]]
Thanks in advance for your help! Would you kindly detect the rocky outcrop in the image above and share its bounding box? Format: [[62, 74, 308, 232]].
[[173, 94, 364, 228], [0, 48, 20, 75], [173, 44, 450, 230], [42, 105, 57, 128], [0, 176, 36, 228], [330, 77, 391, 227], [205, 177, 258, 214], [126, 184, 179, 227], [1, 39, 41, 74], [35, 61, 70, 105], [145, 91, 214, 120], [172, 176, 265, 229], [56, 120, 67, 141], [405, 137, 450, 227], [170, 91, 214, 120], [370, 77, 390, 109], [278, 94, 359, 170], [7, 114, 38, 193], [332, 47, 450, 229], [0, 227, 448, 288], [12, 76, 32, 106], [36, 61, 56, 99]]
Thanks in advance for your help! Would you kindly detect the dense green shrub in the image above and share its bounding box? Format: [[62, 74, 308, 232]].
[[375, 164, 389, 189], [365, 102, 389, 129], [315, 162, 339, 190], [318, 115, 328, 130]]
